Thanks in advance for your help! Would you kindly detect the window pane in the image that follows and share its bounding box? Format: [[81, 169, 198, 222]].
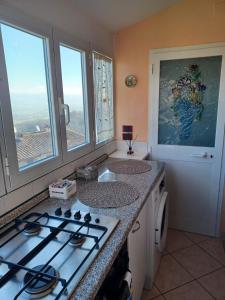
[[60, 45, 88, 151], [1, 24, 57, 170], [93, 52, 114, 143], [158, 57, 222, 147]]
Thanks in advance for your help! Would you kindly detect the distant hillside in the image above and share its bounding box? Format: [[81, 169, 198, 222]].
[[15, 109, 85, 136]]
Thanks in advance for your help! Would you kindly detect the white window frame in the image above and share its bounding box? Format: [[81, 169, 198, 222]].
[[0, 160, 5, 197], [0, 7, 116, 194], [0, 145, 6, 197], [92, 50, 115, 148], [53, 30, 94, 163], [0, 14, 63, 191], [0, 109, 6, 196]]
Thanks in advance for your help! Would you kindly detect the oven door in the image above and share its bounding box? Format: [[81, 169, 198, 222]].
[[155, 191, 169, 252]]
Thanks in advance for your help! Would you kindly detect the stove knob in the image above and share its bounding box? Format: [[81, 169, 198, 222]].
[[55, 207, 62, 216], [64, 209, 72, 218], [74, 210, 81, 220], [95, 218, 100, 224], [84, 212, 92, 222]]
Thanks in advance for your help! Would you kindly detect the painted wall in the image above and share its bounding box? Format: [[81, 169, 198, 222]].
[[114, 0, 225, 141], [1, 0, 113, 55]]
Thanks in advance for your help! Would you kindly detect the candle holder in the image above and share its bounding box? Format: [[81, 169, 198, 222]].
[[122, 125, 136, 155], [127, 140, 134, 155]]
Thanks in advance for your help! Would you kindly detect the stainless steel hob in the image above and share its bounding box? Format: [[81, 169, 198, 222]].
[[0, 206, 119, 299]]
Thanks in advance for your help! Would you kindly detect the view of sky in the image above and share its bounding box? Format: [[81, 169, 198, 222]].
[[1, 23, 84, 125], [60, 44, 85, 114]]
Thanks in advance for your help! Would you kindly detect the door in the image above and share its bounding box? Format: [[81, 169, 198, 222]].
[[149, 44, 225, 236], [128, 201, 147, 300]]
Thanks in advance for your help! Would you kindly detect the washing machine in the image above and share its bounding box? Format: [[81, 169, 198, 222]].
[[145, 171, 169, 289]]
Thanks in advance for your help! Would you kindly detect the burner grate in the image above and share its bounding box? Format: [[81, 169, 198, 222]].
[[0, 212, 108, 300], [24, 265, 58, 297], [68, 233, 86, 247], [0, 213, 48, 249], [23, 222, 41, 236]]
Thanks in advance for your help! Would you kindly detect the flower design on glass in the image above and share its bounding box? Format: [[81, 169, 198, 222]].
[[170, 64, 206, 140]]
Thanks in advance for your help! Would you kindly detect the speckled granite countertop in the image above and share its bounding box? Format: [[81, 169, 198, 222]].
[[71, 159, 164, 299], [0, 158, 164, 300]]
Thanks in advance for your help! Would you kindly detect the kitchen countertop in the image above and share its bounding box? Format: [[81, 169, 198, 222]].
[[0, 158, 164, 300], [70, 158, 164, 299]]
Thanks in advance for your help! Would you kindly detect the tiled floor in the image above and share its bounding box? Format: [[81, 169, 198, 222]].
[[141, 229, 225, 300]]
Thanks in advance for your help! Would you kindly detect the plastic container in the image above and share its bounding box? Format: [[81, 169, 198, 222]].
[[76, 165, 98, 180], [49, 179, 76, 199]]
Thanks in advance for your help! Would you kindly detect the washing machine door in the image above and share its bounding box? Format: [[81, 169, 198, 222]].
[[155, 191, 169, 252]]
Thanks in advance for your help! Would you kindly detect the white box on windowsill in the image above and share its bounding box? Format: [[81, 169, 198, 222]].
[[49, 179, 76, 200]]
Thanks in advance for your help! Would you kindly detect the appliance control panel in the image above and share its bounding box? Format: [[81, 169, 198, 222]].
[[54, 208, 104, 224]]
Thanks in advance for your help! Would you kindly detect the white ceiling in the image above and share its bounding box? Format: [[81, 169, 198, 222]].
[[73, 0, 182, 32]]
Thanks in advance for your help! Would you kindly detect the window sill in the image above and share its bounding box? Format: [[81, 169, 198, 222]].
[[0, 140, 116, 216]]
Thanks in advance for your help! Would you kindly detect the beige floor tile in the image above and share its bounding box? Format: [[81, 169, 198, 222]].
[[141, 286, 160, 299], [173, 245, 221, 278], [163, 281, 213, 300], [198, 238, 225, 265], [155, 255, 192, 293], [184, 232, 211, 243], [166, 229, 193, 253], [198, 268, 225, 300]]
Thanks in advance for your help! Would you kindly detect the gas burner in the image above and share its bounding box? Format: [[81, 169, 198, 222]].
[[68, 234, 85, 247], [0, 211, 118, 299], [23, 265, 58, 298], [23, 222, 41, 236]]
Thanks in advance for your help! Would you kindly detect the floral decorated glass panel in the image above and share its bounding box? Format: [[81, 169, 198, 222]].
[[158, 56, 222, 147]]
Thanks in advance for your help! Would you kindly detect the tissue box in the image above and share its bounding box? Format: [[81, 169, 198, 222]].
[[49, 179, 76, 199]]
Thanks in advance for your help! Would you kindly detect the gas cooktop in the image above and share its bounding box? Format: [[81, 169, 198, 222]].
[[0, 207, 119, 299]]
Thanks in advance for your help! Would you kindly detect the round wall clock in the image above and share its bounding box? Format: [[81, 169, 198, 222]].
[[125, 75, 137, 87]]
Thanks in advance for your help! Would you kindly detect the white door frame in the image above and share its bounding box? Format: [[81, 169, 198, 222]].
[[148, 43, 225, 236]]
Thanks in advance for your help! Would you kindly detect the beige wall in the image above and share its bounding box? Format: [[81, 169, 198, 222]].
[[114, 0, 225, 141]]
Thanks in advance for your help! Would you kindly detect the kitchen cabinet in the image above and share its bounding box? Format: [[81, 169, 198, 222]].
[[128, 201, 147, 300]]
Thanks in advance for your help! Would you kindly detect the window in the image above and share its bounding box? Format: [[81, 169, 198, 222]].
[[53, 32, 93, 162], [92, 51, 114, 144], [0, 21, 63, 190], [1, 23, 57, 171], [0, 15, 114, 193], [59, 44, 89, 151]]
